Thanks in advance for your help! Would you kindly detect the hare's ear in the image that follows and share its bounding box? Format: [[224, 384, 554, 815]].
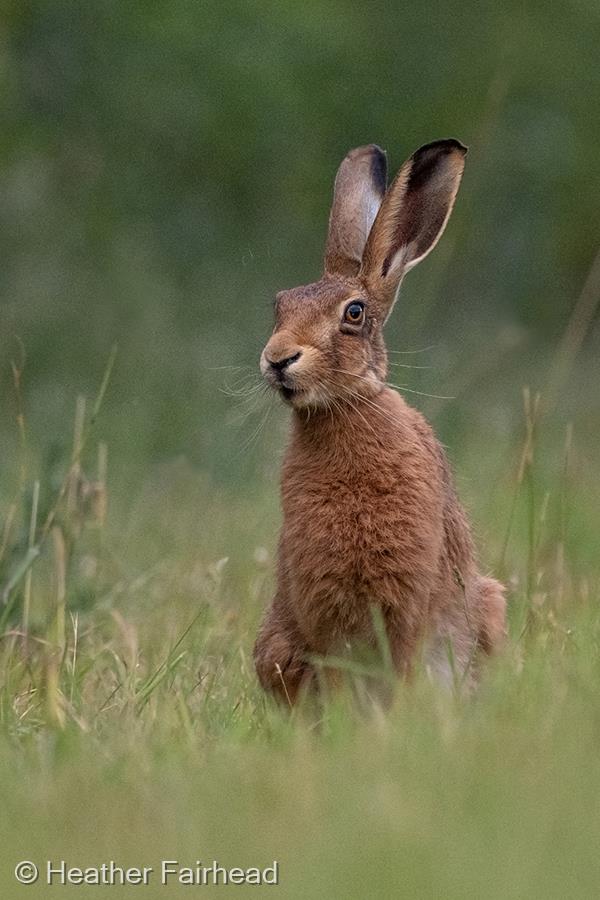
[[360, 139, 467, 314], [324, 145, 387, 277]]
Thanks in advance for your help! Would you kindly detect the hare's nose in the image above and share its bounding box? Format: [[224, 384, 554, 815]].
[[267, 351, 302, 372]]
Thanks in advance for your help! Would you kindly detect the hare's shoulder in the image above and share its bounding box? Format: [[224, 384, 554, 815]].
[[382, 389, 447, 470]]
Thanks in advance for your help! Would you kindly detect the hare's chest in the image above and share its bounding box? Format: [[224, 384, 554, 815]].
[[283, 475, 395, 552], [281, 472, 411, 644]]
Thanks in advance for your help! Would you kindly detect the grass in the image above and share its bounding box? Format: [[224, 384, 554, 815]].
[[1, 348, 600, 899]]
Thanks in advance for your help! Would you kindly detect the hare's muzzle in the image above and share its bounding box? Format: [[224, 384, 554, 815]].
[[260, 338, 305, 395], [266, 351, 302, 374]]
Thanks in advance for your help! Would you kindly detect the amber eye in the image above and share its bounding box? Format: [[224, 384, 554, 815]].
[[344, 301, 365, 325]]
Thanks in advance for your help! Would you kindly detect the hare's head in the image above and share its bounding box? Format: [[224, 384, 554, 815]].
[[261, 140, 466, 409]]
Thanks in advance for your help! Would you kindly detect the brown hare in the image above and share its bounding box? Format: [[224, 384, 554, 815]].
[[254, 140, 506, 702]]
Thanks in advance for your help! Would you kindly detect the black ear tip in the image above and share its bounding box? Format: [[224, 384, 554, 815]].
[[370, 145, 388, 193], [447, 138, 468, 156], [343, 144, 387, 165], [414, 138, 468, 159], [340, 144, 388, 194], [407, 139, 467, 190]]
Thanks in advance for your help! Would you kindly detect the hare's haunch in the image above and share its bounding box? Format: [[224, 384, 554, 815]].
[[254, 141, 506, 702]]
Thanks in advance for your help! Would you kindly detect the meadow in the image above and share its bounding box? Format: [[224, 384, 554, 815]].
[[1, 302, 599, 897], [2, 2, 600, 896]]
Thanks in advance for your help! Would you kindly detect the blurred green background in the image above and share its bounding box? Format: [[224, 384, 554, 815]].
[[0, 0, 599, 633], [1, 5, 600, 899], [2, 0, 599, 483]]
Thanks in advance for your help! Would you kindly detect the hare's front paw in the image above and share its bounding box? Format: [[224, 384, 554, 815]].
[[254, 628, 311, 704]]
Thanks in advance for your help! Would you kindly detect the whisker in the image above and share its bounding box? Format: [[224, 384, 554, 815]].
[[237, 397, 274, 456], [331, 367, 454, 402], [326, 379, 386, 441], [352, 393, 408, 433], [338, 390, 381, 439], [225, 382, 271, 426], [387, 361, 432, 370], [220, 369, 266, 400], [327, 373, 414, 434], [228, 397, 269, 427], [219, 382, 266, 398], [205, 364, 255, 372], [385, 383, 454, 401], [331, 396, 355, 435], [387, 345, 436, 355]]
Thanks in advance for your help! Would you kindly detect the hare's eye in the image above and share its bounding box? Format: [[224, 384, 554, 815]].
[[343, 301, 365, 325]]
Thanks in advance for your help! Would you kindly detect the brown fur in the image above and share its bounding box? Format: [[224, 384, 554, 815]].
[[254, 139, 506, 702]]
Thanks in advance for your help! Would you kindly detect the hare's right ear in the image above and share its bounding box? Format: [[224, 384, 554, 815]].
[[324, 145, 387, 277], [360, 139, 467, 317]]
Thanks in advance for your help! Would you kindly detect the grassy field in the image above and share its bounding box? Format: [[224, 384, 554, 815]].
[[2, 3, 600, 897], [1, 331, 600, 899]]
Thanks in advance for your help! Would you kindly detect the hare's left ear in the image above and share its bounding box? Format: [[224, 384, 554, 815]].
[[360, 139, 467, 315], [324, 144, 387, 277]]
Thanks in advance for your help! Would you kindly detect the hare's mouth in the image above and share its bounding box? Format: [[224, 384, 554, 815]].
[[280, 384, 299, 402]]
